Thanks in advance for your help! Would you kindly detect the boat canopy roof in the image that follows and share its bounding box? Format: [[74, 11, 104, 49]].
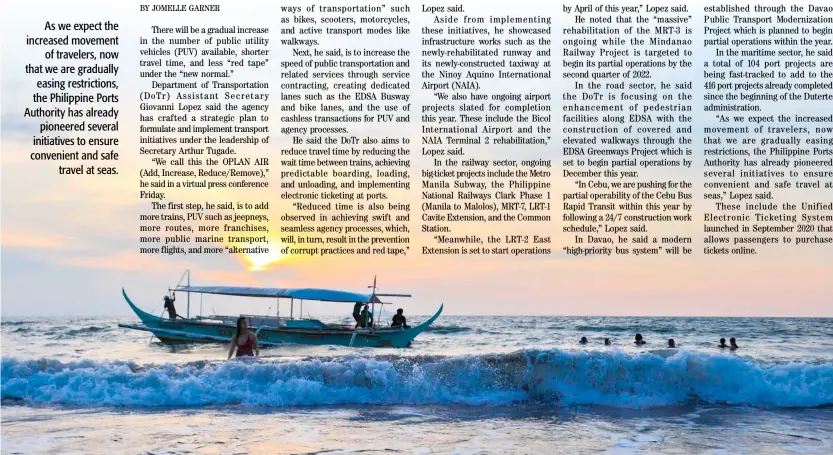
[[175, 285, 410, 303]]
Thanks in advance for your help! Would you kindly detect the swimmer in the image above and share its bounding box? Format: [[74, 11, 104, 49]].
[[729, 338, 739, 350], [634, 333, 646, 345], [667, 339, 676, 348], [579, 336, 588, 345], [604, 338, 611, 346], [718, 338, 728, 348]]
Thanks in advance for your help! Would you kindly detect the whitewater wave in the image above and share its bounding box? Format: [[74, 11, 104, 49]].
[[2, 349, 831, 409]]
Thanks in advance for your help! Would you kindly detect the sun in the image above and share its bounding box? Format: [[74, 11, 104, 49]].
[[232, 235, 288, 271], [243, 247, 286, 271]]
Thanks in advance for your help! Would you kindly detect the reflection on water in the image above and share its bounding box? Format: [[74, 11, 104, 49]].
[[2, 316, 832, 454], [2, 404, 832, 455]]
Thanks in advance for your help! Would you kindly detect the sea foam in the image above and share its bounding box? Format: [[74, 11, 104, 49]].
[[2, 349, 831, 409]]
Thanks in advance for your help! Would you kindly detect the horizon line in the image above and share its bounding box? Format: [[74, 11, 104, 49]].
[[2, 313, 832, 319]]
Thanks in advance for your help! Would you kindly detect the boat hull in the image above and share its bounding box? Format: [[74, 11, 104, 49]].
[[119, 289, 442, 348]]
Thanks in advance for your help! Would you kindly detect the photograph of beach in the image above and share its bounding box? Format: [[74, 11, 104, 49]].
[[3, 0, 833, 453], [3, 278, 832, 454]]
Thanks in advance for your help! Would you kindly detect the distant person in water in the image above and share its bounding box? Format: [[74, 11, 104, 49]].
[[163, 295, 178, 319], [634, 333, 646, 345], [604, 338, 611, 346], [667, 339, 676, 348], [353, 302, 364, 328], [228, 316, 259, 359], [718, 338, 728, 348], [730, 338, 739, 350], [391, 309, 409, 328], [361, 305, 373, 328], [579, 336, 588, 345]]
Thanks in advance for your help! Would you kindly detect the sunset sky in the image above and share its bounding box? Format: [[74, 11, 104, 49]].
[[2, 0, 832, 317]]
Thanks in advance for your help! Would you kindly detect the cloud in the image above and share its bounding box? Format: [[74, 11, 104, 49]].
[[0, 114, 33, 141], [54, 249, 195, 273], [1, 229, 86, 250]]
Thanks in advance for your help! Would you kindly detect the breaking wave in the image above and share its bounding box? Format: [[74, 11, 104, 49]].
[[2, 349, 831, 409]]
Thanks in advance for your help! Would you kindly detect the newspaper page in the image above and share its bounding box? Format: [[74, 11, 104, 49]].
[[1, 0, 832, 453]]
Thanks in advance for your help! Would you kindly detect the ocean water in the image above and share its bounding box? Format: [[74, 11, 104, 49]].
[[2, 315, 832, 454]]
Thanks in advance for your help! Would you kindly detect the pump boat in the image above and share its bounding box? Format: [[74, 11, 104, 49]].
[[118, 272, 443, 348]]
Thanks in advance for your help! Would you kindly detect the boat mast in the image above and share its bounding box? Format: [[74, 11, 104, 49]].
[[186, 269, 191, 318], [369, 276, 377, 330]]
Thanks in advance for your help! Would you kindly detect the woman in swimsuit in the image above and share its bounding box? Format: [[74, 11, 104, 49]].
[[228, 316, 259, 359]]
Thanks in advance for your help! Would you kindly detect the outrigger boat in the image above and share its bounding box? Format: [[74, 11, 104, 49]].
[[118, 271, 443, 348]]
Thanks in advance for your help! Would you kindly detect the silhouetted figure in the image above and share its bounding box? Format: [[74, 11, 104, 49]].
[[667, 339, 676, 348], [604, 338, 611, 346], [634, 333, 646, 345], [361, 305, 373, 328], [353, 302, 364, 328], [391, 308, 409, 329], [729, 338, 739, 350], [718, 338, 728, 348], [579, 336, 588, 345], [164, 295, 178, 319]]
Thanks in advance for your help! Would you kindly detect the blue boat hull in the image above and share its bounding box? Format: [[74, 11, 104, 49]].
[[119, 289, 442, 348]]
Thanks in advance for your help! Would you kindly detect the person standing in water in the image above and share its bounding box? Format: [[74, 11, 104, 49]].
[[729, 338, 739, 350], [718, 338, 728, 348], [667, 339, 676, 348], [228, 317, 259, 359], [634, 333, 646, 345], [604, 338, 611, 346]]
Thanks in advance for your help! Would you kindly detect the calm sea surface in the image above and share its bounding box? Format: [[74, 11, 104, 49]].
[[2, 315, 832, 454]]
